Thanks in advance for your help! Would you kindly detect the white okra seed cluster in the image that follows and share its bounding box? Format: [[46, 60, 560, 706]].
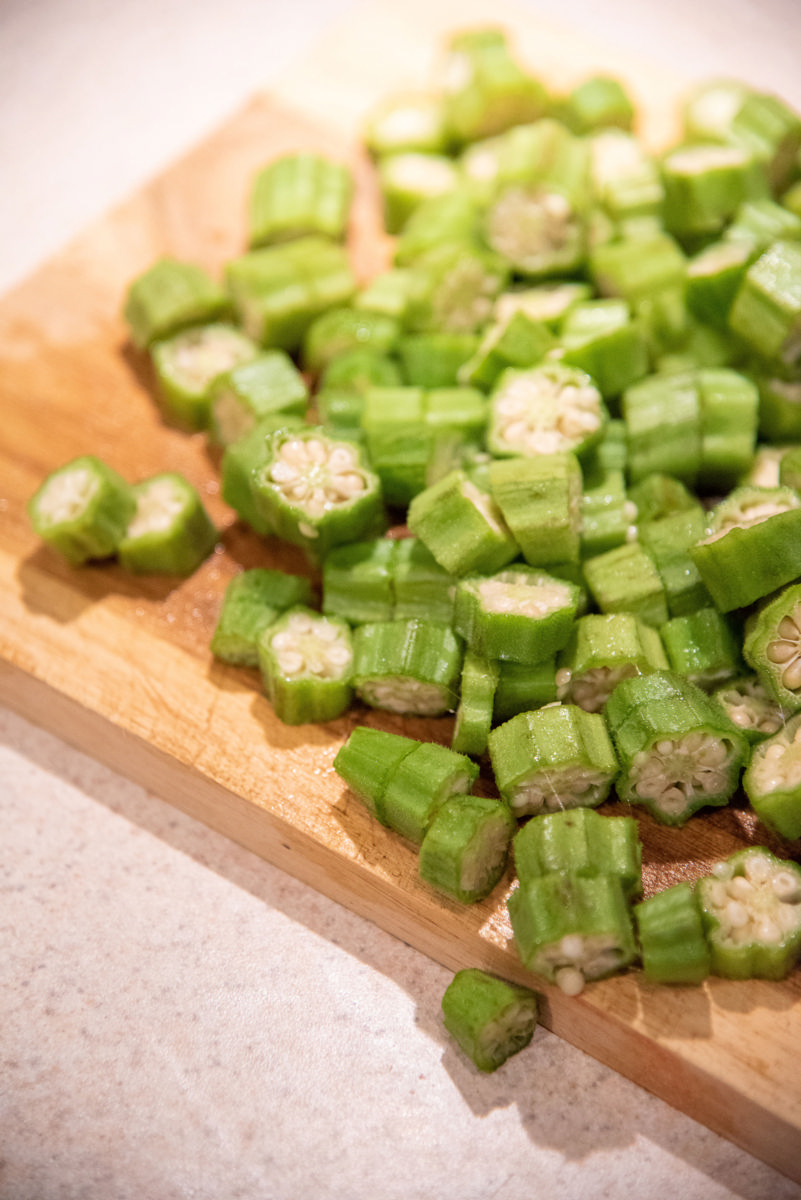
[[705, 494, 798, 542], [705, 853, 801, 947], [555, 664, 639, 713], [538, 934, 627, 996], [493, 371, 601, 455], [172, 326, 254, 388], [511, 765, 611, 815], [718, 679, 784, 735], [630, 732, 734, 817], [270, 612, 352, 679], [127, 479, 185, 538], [432, 259, 498, 331], [478, 577, 570, 617], [270, 437, 368, 520], [749, 720, 801, 793], [766, 609, 801, 692], [360, 677, 450, 715], [487, 187, 574, 264]]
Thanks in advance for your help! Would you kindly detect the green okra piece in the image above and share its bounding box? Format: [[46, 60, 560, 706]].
[[605, 669, 749, 826], [562, 76, 634, 135], [483, 185, 587, 279], [441, 968, 539, 1074], [685, 239, 753, 331], [493, 280, 593, 330], [554, 611, 668, 713], [728, 90, 801, 193], [581, 417, 628, 474], [457, 309, 555, 390], [392, 536, 456, 625], [404, 241, 509, 334], [452, 650, 500, 758], [621, 370, 702, 486], [209, 350, 309, 446], [117, 473, 217, 576], [680, 78, 752, 144], [333, 726, 419, 825], [322, 537, 396, 625], [397, 332, 480, 388], [579, 466, 638, 559], [638, 506, 713, 617], [697, 848, 801, 980], [123, 257, 230, 350], [782, 178, 801, 220], [219, 413, 305, 537], [628, 473, 698, 524], [742, 711, 801, 840], [507, 871, 638, 994], [633, 882, 711, 986], [492, 657, 559, 723], [458, 117, 574, 206], [659, 606, 743, 691], [257, 606, 353, 725], [690, 484, 801, 612], [378, 152, 461, 234], [454, 566, 580, 665], [654, 317, 737, 376], [315, 347, 402, 432], [724, 197, 801, 254], [659, 141, 767, 242], [354, 268, 417, 320], [743, 582, 801, 714], [363, 90, 449, 159], [406, 469, 519, 578], [582, 541, 669, 628], [696, 366, 759, 491], [513, 806, 642, 902], [28, 455, 135, 566], [488, 702, 619, 818], [382, 740, 480, 845], [589, 231, 687, 306], [418, 794, 514, 905], [439, 28, 549, 146], [210, 567, 314, 668], [755, 373, 801, 443], [486, 362, 607, 461], [557, 298, 649, 400], [728, 240, 801, 366], [634, 284, 691, 360], [302, 307, 400, 375], [393, 192, 481, 266], [488, 451, 583, 568], [248, 153, 353, 248], [352, 618, 463, 716], [150, 322, 260, 431], [587, 129, 664, 226], [711, 675, 786, 745], [251, 426, 387, 564]]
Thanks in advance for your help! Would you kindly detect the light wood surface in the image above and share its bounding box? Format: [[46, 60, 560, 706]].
[[1, 0, 800, 1181]]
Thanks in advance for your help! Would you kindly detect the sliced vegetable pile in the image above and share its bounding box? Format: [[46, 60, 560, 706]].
[[27, 24, 801, 1073]]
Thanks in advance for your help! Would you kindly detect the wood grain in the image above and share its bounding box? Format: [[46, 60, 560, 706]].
[[1, 0, 800, 1181]]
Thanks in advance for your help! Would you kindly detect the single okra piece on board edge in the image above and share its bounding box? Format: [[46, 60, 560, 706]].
[[28, 456, 136, 566], [123, 257, 230, 350], [513, 807, 642, 902], [507, 870, 638, 995], [352, 618, 463, 716], [210, 568, 314, 668], [742, 711, 801, 841], [150, 323, 260, 431], [696, 848, 801, 980], [117, 473, 218, 576], [418, 795, 514, 905], [604, 670, 749, 827], [488, 703, 619, 818], [554, 611, 668, 714], [248, 153, 354, 248], [333, 727, 419, 825], [440, 968, 539, 1074], [257, 606, 353, 726], [453, 566, 580, 665], [633, 882, 711, 986]]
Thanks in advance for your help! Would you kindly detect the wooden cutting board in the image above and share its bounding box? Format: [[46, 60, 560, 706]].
[[2, 0, 800, 1181]]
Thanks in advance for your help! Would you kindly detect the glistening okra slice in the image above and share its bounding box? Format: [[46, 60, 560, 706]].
[[378, 152, 461, 233], [742, 712, 801, 840], [392, 537, 456, 625], [248, 152, 353, 247], [406, 469, 519, 578], [659, 607, 743, 691], [333, 727, 419, 826], [452, 651, 500, 758], [492, 658, 559, 723], [302, 307, 400, 375], [27, 455, 135, 566], [513, 807, 642, 902], [711, 675, 785, 745], [418, 795, 514, 905], [486, 363, 607, 460], [258, 606, 353, 726], [563, 76, 634, 135], [123, 257, 230, 350], [557, 298, 649, 401], [150, 323, 260, 431], [621, 370, 702, 486], [605, 670, 748, 826], [209, 350, 309, 447], [488, 451, 583, 568], [554, 611, 668, 714], [441, 968, 539, 1074], [118, 473, 217, 576], [728, 90, 801, 193], [352, 618, 463, 716], [582, 541, 669, 628], [633, 882, 711, 986], [507, 871, 638, 994], [483, 185, 587, 279], [397, 332, 480, 388], [743, 583, 801, 714], [579, 466, 637, 559], [697, 848, 801, 980], [322, 537, 396, 625], [457, 310, 555, 390], [488, 703, 619, 818], [659, 141, 766, 242], [219, 414, 304, 537], [453, 566, 580, 665], [381, 741, 480, 845], [587, 129, 664, 226], [728, 240, 801, 366], [210, 567, 314, 668]]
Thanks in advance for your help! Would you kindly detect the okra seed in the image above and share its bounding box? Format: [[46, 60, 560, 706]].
[[773, 870, 801, 904], [726, 900, 749, 928], [554, 966, 585, 996], [560, 934, 585, 960]]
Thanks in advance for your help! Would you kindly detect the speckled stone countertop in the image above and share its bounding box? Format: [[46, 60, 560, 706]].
[[2, 2, 801, 1197]]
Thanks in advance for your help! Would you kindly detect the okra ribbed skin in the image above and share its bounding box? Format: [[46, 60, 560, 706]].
[[407, 469, 520, 577], [151, 323, 260, 431], [27, 455, 136, 566], [453, 566, 580, 664], [488, 451, 583, 567], [302, 307, 400, 375], [382, 741, 479, 844], [210, 568, 315, 667], [554, 611, 668, 713], [210, 350, 309, 447], [441, 968, 539, 1073], [621, 370, 702, 485], [397, 332, 480, 388], [452, 651, 500, 757], [563, 76, 634, 135], [118, 473, 217, 576], [248, 153, 353, 247], [333, 727, 419, 825], [513, 807, 642, 901], [492, 658, 559, 723], [124, 257, 230, 349], [728, 240, 801, 365], [352, 618, 463, 716], [418, 795, 514, 904], [582, 541, 669, 628], [363, 91, 450, 160], [322, 537, 397, 625], [633, 882, 711, 985], [392, 537, 456, 624], [660, 606, 743, 691], [440, 28, 549, 147]]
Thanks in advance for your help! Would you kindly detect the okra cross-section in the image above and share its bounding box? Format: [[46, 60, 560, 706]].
[[352, 618, 463, 716], [484, 186, 586, 278], [555, 611, 668, 713], [210, 567, 314, 668], [742, 711, 801, 841], [711, 675, 785, 745], [453, 565, 580, 665], [27, 455, 135, 566], [743, 582, 801, 715], [418, 795, 514, 904], [487, 363, 606, 460], [118, 473, 217, 576], [440, 968, 539, 1073], [258, 606, 353, 726], [488, 703, 619, 818], [150, 323, 260, 431], [248, 152, 353, 247], [605, 670, 749, 826]]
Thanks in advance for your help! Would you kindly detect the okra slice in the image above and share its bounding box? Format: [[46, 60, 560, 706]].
[[123, 257, 230, 350], [352, 618, 463, 716], [457, 309, 555, 390], [557, 298, 649, 400], [605, 670, 748, 826], [405, 241, 509, 334], [660, 607, 743, 691], [454, 566, 580, 665], [407, 469, 519, 578], [117, 473, 217, 576], [712, 675, 786, 745], [680, 78, 752, 144], [302, 306, 400, 376], [728, 90, 801, 193], [392, 537, 456, 625], [697, 848, 801, 979], [493, 657, 559, 723], [660, 141, 766, 241], [513, 807, 642, 902], [151, 323, 260, 431], [743, 711, 801, 840], [441, 968, 538, 1073], [685, 239, 753, 331], [755, 374, 801, 442], [488, 703, 618, 817], [316, 345, 403, 433], [378, 152, 461, 234], [507, 871, 637, 994], [778, 442, 801, 492], [562, 76, 634, 135], [219, 414, 304, 537], [493, 280, 593, 330], [382, 741, 480, 844], [439, 27, 548, 146], [689, 485, 801, 612], [210, 567, 314, 667], [209, 350, 309, 447], [483, 186, 587, 279], [488, 451, 583, 567], [725, 197, 801, 254], [728, 240, 801, 366], [248, 152, 353, 247], [397, 332, 480, 388], [28, 455, 136, 566], [486, 363, 606, 461], [555, 611, 668, 713], [452, 650, 500, 758], [333, 726, 418, 826], [322, 537, 396, 625], [579, 466, 638, 559], [393, 192, 481, 266], [621, 370, 702, 486], [588, 129, 664, 226], [589, 231, 687, 306], [743, 583, 801, 714], [363, 90, 449, 159], [633, 882, 711, 986], [582, 541, 668, 628], [696, 366, 759, 491], [637, 505, 712, 618], [258, 606, 353, 725], [418, 795, 514, 905], [252, 426, 386, 563]]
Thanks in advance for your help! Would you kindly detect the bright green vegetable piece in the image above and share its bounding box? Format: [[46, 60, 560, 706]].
[[742, 710, 801, 839], [483, 184, 587, 279], [441, 968, 539, 1073], [587, 129, 664, 226], [507, 871, 638, 994], [696, 367, 759, 491], [392, 536, 456, 624], [382, 740, 480, 844], [680, 78, 752, 144], [151, 323, 260, 431], [660, 141, 767, 241], [302, 307, 400, 375], [660, 606, 743, 690], [488, 702, 619, 818], [352, 618, 463, 716], [728, 240, 801, 366], [633, 882, 711, 986], [248, 153, 353, 247], [123, 257, 230, 350], [621, 370, 702, 486], [219, 413, 304, 537], [711, 675, 786, 745], [488, 451, 583, 567], [257, 606, 353, 725], [454, 566, 580, 665], [554, 611, 668, 713], [582, 541, 669, 628], [697, 848, 801, 979], [637, 506, 713, 618], [492, 657, 558, 723], [724, 197, 801, 254], [333, 726, 419, 825], [378, 152, 461, 233], [210, 567, 314, 667], [628, 473, 698, 525], [363, 91, 449, 159], [685, 239, 753, 331], [322, 537, 396, 625], [728, 90, 801, 192], [28, 455, 136, 566], [407, 469, 519, 577], [513, 806, 642, 901], [393, 192, 480, 266], [209, 350, 309, 446], [486, 363, 606, 461], [589, 230, 687, 306], [457, 309, 555, 390], [755, 373, 801, 442], [397, 332, 480, 388], [743, 583, 801, 714], [117, 473, 217, 576], [452, 651, 500, 758], [418, 794, 514, 904], [558, 298, 649, 400], [439, 27, 549, 146], [562, 76, 634, 135], [405, 241, 509, 334], [354, 267, 416, 320]]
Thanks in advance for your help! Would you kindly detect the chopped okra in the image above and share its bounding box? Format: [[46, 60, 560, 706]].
[[406, 468, 519, 577], [27, 455, 135, 566], [123, 257, 230, 349], [452, 650, 500, 758], [248, 152, 353, 247], [742, 712, 801, 841], [352, 618, 463, 716], [486, 363, 606, 460], [209, 350, 309, 446], [634, 882, 711, 986], [555, 611, 668, 713], [419, 794, 514, 904], [441, 968, 539, 1073], [151, 322, 260, 431], [743, 583, 801, 714], [258, 606, 353, 725], [513, 806, 642, 901], [210, 568, 314, 668], [118, 473, 217, 576], [453, 565, 580, 665], [712, 675, 786, 744]]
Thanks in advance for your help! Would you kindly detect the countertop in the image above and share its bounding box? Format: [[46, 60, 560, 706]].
[[2, 1, 801, 1197]]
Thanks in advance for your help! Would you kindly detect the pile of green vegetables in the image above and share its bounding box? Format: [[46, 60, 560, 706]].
[[28, 25, 801, 1074]]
